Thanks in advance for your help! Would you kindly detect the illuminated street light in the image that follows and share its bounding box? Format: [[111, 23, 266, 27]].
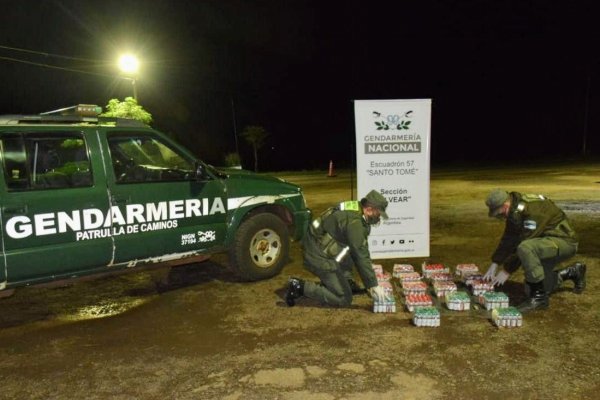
[[118, 54, 139, 74], [118, 54, 139, 100]]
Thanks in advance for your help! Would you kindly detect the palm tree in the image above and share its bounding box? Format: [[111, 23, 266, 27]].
[[241, 125, 269, 172]]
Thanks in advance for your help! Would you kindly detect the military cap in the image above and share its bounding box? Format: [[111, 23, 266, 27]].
[[364, 190, 389, 220], [485, 189, 509, 217]]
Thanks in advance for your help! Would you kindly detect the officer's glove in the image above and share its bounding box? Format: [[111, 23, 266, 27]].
[[368, 285, 386, 303], [483, 262, 498, 281], [492, 270, 510, 286]]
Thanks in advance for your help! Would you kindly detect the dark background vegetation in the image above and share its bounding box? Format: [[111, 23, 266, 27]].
[[1, 0, 599, 170]]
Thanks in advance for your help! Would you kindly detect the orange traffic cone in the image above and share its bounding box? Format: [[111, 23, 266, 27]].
[[327, 160, 337, 177]]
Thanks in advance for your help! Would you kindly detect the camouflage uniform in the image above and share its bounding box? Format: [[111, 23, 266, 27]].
[[301, 201, 378, 307], [492, 192, 578, 292]]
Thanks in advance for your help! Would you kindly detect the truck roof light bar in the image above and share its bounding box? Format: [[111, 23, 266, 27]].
[[40, 104, 102, 117]]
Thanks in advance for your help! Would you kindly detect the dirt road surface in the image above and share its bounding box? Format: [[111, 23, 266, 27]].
[[1, 163, 599, 399]]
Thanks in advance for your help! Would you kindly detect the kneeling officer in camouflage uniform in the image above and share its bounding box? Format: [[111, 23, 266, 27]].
[[285, 190, 389, 307], [483, 189, 586, 313]]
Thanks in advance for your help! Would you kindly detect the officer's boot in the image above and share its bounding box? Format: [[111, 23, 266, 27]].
[[517, 281, 549, 313], [557, 262, 587, 294], [285, 277, 305, 307]]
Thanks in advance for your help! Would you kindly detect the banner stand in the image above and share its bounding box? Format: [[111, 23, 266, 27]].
[[354, 99, 432, 259]]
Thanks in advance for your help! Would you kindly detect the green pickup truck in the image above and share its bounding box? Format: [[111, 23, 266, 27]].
[[0, 105, 311, 294]]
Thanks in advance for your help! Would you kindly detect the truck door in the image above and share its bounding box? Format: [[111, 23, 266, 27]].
[[100, 130, 227, 265], [0, 130, 113, 284]]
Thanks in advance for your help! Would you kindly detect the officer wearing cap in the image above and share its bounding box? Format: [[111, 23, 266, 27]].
[[483, 189, 586, 313], [285, 190, 389, 307]]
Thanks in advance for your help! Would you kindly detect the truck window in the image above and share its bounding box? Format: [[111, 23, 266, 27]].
[[0, 132, 92, 190], [107, 134, 195, 183]]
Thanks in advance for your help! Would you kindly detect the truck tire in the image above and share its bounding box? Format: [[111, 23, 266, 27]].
[[228, 213, 290, 281]]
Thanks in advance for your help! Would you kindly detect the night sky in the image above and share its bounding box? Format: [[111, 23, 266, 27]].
[[1, 0, 598, 170]]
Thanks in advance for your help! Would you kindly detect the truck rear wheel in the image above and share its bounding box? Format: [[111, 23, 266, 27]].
[[228, 213, 290, 281]]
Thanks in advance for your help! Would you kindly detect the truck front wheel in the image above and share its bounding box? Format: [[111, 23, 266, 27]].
[[228, 213, 290, 281]]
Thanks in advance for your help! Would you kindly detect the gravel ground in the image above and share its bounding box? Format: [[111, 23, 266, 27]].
[[0, 162, 598, 400]]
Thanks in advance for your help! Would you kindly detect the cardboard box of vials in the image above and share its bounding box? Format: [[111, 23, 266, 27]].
[[433, 280, 457, 298], [398, 271, 422, 282], [463, 273, 484, 286], [401, 281, 428, 296], [372, 281, 396, 313], [492, 307, 523, 328], [479, 292, 510, 310], [455, 263, 480, 278], [413, 306, 440, 327], [445, 291, 471, 311], [392, 264, 414, 278], [469, 279, 495, 296], [428, 272, 454, 282], [422, 263, 449, 278], [405, 293, 433, 312]]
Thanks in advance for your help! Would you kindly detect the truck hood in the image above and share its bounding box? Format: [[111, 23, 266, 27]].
[[209, 166, 303, 196], [225, 170, 301, 194]]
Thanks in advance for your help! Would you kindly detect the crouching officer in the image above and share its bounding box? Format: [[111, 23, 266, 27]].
[[285, 190, 389, 307], [483, 189, 586, 313]]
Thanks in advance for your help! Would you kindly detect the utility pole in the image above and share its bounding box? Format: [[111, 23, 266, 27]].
[[231, 97, 240, 155]]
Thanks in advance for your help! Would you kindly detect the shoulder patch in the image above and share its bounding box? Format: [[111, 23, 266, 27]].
[[523, 219, 537, 230]]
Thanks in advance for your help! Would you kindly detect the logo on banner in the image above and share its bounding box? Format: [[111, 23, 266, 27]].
[[373, 110, 413, 130], [366, 110, 421, 154]]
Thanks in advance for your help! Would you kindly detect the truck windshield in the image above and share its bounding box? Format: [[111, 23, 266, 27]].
[[107, 134, 195, 183]]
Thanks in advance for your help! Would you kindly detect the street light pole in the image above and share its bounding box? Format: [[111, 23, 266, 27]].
[[118, 54, 140, 101], [131, 77, 138, 101]]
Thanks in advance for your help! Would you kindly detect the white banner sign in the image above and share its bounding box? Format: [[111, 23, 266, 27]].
[[354, 99, 431, 258]]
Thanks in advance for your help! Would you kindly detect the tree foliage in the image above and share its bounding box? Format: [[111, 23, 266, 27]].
[[100, 97, 153, 124], [224, 152, 242, 168], [241, 125, 269, 172]]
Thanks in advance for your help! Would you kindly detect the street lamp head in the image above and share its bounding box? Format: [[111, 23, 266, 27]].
[[118, 54, 139, 75]]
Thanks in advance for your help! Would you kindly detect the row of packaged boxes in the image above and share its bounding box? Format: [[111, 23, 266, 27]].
[[374, 262, 523, 327]]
